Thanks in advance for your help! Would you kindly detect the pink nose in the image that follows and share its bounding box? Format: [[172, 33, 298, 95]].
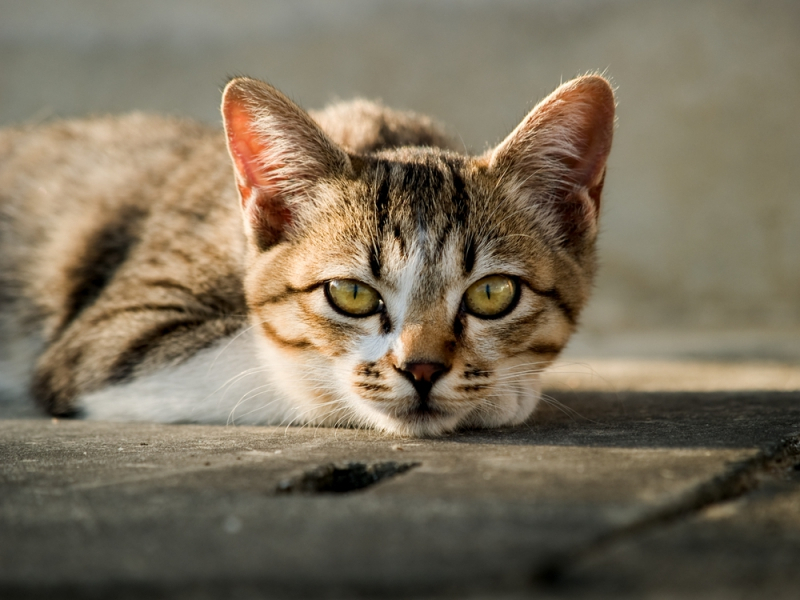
[[400, 362, 448, 383]]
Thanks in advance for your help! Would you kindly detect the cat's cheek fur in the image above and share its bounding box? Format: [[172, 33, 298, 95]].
[[463, 371, 543, 430], [252, 332, 351, 425]]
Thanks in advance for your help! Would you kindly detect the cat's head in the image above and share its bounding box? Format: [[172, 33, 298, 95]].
[[221, 76, 614, 436]]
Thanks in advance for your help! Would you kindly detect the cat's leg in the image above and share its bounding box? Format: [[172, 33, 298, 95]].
[[30, 300, 249, 420], [74, 325, 285, 424]]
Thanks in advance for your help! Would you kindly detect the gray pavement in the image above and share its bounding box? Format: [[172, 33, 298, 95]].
[[2, 382, 800, 599]]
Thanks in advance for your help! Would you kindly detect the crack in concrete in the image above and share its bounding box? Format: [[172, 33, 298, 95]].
[[275, 461, 420, 494], [530, 434, 800, 587]]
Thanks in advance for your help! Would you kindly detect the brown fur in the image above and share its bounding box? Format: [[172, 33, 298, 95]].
[[0, 76, 614, 435]]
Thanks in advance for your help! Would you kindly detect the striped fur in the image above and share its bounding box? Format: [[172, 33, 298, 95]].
[[0, 76, 614, 436]]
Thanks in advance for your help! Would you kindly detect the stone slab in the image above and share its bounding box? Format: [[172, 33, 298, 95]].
[[561, 477, 800, 599], [2, 390, 799, 598]]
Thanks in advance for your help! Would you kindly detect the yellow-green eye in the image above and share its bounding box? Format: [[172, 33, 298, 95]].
[[325, 279, 382, 317], [463, 275, 519, 318]]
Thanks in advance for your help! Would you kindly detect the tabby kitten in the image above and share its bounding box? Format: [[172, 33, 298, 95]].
[[0, 75, 614, 436]]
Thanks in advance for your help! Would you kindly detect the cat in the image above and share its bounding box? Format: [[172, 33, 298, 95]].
[[0, 75, 614, 436]]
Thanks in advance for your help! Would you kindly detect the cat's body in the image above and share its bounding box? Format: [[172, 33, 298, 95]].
[[0, 76, 614, 436]]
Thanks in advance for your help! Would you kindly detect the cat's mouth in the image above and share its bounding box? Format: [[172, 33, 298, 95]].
[[385, 394, 470, 434], [350, 392, 462, 435], [393, 385, 457, 419], [387, 405, 457, 436], [398, 403, 447, 421]]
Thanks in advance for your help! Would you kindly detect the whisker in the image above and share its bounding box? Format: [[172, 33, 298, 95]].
[[537, 392, 599, 424], [228, 394, 285, 425], [284, 397, 345, 431], [208, 319, 268, 373]]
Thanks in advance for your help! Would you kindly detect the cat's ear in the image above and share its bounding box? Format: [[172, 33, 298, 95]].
[[222, 77, 351, 249], [488, 75, 615, 249]]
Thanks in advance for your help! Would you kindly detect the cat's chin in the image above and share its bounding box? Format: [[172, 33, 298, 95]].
[[369, 410, 466, 438], [344, 387, 542, 437], [336, 396, 461, 437]]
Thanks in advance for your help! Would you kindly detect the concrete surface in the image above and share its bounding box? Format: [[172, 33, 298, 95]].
[[1, 0, 800, 342], [567, 484, 800, 599], [2, 381, 800, 599], [2, 2, 800, 598]]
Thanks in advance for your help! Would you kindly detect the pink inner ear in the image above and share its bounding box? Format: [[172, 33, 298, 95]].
[[533, 79, 613, 214], [223, 96, 293, 248], [489, 76, 614, 247], [573, 116, 612, 215], [578, 102, 614, 195], [224, 100, 274, 206]]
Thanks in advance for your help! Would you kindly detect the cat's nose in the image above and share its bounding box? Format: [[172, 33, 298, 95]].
[[397, 362, 448, 384], [394, 361, 450, 404]]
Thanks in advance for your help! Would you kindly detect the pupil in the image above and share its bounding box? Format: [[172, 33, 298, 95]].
[[353, 284, 359, 300], [485, 283, 491, 300]]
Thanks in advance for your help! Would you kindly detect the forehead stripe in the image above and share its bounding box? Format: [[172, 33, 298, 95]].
[[374, 165, 391, 232], [369, 244, 382, 279], [448, 163, 470, 224], [463, 236, 476, 274]]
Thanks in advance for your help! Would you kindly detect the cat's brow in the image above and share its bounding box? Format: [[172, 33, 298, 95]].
[[256, 282, 324, 307]]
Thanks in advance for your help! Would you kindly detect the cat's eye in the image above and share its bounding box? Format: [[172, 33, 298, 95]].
[[325, 279, 383, 317], [463, 275, 519, 318]]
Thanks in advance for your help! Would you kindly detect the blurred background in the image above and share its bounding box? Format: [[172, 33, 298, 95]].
[[2, 0, 798, 363]]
